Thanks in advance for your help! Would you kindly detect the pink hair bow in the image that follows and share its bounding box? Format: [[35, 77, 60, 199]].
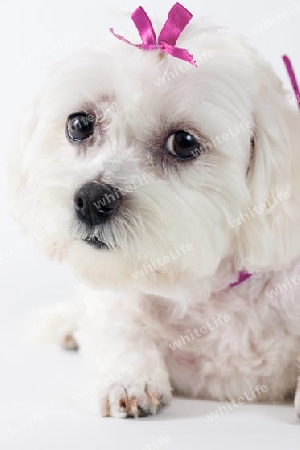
[[110, 3, 197, 66]]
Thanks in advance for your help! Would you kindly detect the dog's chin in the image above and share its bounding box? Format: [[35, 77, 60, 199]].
[[83, 236, 109, 250]]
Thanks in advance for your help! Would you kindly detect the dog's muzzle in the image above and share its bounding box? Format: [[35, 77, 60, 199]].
[[74, 181, 122, 248]]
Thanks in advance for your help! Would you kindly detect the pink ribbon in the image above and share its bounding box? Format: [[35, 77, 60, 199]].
[[110, 3, 197, 66], [283, 55, 300, 110]]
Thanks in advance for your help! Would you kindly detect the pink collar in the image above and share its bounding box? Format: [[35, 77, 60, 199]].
[[230, 271, 252, 288]]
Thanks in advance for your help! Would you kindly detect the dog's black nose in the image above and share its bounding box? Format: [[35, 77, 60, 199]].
[[74, 182, 122, 226]]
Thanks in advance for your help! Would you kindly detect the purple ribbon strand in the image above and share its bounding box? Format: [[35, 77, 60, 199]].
[[110, 3, 197, 66], [283, 55, 300, 110]]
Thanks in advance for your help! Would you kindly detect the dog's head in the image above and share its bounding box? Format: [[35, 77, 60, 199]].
[[7, 20, 300, 297]]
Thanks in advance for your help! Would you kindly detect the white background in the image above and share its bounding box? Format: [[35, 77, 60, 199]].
[[1, 0, 300, 449]]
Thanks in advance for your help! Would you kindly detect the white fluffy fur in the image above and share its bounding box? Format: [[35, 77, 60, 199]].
[[7, 17, 300, 418]]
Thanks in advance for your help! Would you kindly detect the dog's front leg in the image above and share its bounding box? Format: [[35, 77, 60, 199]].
[[79, 289, 172, 418]]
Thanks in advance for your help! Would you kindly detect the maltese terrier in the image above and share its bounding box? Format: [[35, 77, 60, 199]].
[[7, 3, 300, 418]]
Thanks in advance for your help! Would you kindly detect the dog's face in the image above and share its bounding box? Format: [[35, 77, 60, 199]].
[[8, 24, 300, 297]]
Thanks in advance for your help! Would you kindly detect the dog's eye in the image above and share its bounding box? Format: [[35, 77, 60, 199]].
[[66, 112, 95, 142], [165, 131, 201, 159]]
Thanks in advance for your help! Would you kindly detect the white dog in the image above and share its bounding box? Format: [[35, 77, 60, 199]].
[[7, 3, 300, 418]]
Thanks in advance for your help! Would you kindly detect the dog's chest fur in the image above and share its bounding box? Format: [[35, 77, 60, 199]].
[[141, 259, 300, 401]]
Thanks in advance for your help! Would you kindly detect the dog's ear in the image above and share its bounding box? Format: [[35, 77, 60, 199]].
[[235, 66, 300, 272], [6, 97, 40, 223]]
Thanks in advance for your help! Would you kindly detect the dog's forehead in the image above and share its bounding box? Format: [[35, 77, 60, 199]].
[[45, 47, 193, 118], [44, 36, 256, 130]]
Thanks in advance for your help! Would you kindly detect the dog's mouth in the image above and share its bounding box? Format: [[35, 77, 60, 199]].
[[83, 236, 109, 250]]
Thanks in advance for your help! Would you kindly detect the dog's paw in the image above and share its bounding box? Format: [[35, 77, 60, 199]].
[[100, 375, 172, 418], [295, 388, 300, 419], [62, 333, 79, 351]]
